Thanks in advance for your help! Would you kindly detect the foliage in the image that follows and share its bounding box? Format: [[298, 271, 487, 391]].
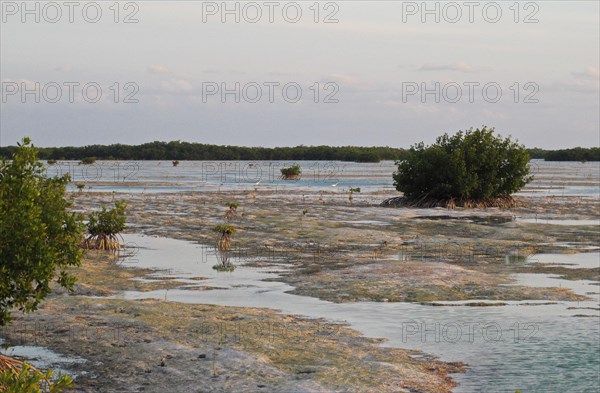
[[0, 356, 73, 393], [527, 147, 599, 161], [212, 224, 236, 251], [1, 141, 598, 162], [280, 164, 302, 179], [79, 157, 95, 165], [393, 127, 532, 202], [0, 142, 406, 162], [211, 224, 236, 236], [226, 201, 239, 210], [46, 160, 56, 165], [349, 187, 361, 193], [84, 202, 127, 251], [542, 147, 600, 162], [0, 138, 84, 326]]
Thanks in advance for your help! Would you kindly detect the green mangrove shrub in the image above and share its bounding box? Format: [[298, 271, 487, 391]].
[[224, 201, 239, 221], [212, 224, 236, 251], [389, 127, 531, 208], [280, 164, 301, 180], [79, 157, 95, 165], [0, 138, 84, 326], [84, 201, 127, 251]]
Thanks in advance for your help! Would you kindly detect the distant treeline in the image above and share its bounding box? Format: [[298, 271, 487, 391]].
[[1, 141, 598, 162], [527, 147, 600, 162], [0, 141, 406, 163]]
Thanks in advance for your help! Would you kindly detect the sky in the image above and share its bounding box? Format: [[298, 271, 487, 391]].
[[1, 0, 599, 148]]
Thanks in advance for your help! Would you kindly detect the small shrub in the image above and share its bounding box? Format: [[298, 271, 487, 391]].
[[75, 183, 85, 192], [226, 201, 239, 210], [349, 187, 360, 203], [79, 157, 95, 165], [280, 164, 301, 180], [390, 127, 531, 208], [172, 160, 179, 167], [84, 201, 127, 251], [224, 201, 239, 221], [212, 224, 236, 251]]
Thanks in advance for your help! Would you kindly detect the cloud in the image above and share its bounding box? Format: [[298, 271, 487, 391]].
[[147, 64, 171, 74], [325, 73, 371, 91], [54, 65, 73, 72], [417, 62, 492, 74], [571, 66, 600, 81], [1, 78, 40, 91], [268, 70, 304, 77], [160, 79, 193, 93]]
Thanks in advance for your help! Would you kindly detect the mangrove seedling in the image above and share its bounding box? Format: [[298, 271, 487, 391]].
[[172, 160, 179, 167], [224, 201, 239, 221], [76, 183, 86, 192], [84, 201, 127, 252], [280, 164, 301, 180], [212, 224, 236, 251], [349, 187, 361, 203]]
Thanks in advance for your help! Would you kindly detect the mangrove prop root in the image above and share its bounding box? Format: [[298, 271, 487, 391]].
[[83, 233, 124, 251], [380, 196, 518, 209]]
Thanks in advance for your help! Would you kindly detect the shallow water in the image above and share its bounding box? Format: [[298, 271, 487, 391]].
[[112, 235, 600, 393], [45, 160, 600, 197]]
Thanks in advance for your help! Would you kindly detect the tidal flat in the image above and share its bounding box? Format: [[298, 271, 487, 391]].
[[2, 160, 599, 392]]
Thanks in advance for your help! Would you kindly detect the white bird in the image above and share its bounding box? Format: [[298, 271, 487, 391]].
[[255, 180, 261, 186], [332, 182, 339, 187]]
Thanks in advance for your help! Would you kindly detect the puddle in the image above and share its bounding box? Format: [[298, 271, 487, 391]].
[[527, 252, 600, 269], [0, 339, 86, 377], [337, 219, 391, 226], [413, 215, 514, 225], [120, 234, 288, 291], [106, 234, 600, 393], [516, 218, 600, 226]]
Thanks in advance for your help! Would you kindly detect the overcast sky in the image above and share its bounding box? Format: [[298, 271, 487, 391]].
[[1, 1, 599, 148]]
